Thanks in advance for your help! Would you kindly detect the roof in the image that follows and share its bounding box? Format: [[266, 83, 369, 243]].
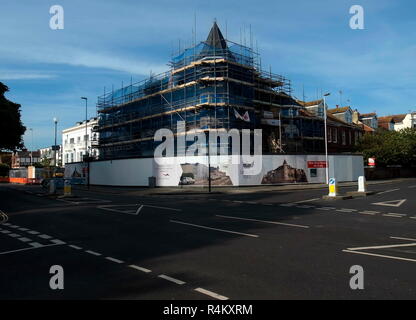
[[359, 113, 377, 118], [296, 99, 323, 107], [362, 123, 375, 132], [327, 106, 351, 114], [378, 116, 394, 123], [205, 22, 227, 50]]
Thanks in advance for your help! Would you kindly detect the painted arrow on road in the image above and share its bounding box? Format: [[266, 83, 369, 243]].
[[372, 199, 407, 207]]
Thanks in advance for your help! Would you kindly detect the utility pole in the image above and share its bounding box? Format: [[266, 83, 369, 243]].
[[323, 93, 331, 184], [81, 97, 89, 189], [53, 118, 58, 166]]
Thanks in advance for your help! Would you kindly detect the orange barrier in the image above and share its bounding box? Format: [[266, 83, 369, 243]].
[[0, 177, 9, 183], [9, 177, 27, 184]]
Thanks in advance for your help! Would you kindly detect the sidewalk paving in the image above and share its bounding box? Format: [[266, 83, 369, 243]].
[[70, 177, 416, 196]]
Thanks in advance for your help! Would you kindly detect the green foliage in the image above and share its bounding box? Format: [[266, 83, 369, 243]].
[[0, 163, 10, 176], [0, 82, 26, 151], [356, 128, 416, 166]]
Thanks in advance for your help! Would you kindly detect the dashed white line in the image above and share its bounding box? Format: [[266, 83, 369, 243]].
[[128, 264, 151, 273], [296, 205, 315, 209], [105, 257, 124, 264], [377, 188, 400, 195], [317, 207, 335, 211], [194, 288, 229, 300], [359, 211, 378, 215], [17, 237, 32, 242], [170, 220, 259, 238], [18, 228, 29, 231], [1, 230, 11, 234], [280, 203, 295, 207], [9, 233, 21, 238], [382, 213, 405, 218], [293, 198, 320, 204], [336, 208, 357, 213], [85, 250, 101, 256], [28, 231, 40, 235], [50, 239, 66, 245], [68, 245, 82, 250], [29, 242, 43, 248], [38, 234, 52, 239], [216, 215, 310, 229], [158, 274, 186, 285]]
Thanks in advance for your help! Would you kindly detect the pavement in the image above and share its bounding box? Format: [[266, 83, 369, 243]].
[[0, 178, 416, 299]]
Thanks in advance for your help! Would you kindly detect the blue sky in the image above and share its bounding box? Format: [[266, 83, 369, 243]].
[[1, 0, 416, 149]]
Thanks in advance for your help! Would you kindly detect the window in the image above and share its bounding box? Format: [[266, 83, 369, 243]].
[[342, 131, 346, 145], [70, 138, 74, 144], [349, 131, 352, 145], [84, 135, 89, 141], [328, 128, 332, 142], [333, 128, 338, 143]]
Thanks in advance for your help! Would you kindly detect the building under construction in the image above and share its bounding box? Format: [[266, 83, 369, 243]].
[[95, 22, 325, 160]]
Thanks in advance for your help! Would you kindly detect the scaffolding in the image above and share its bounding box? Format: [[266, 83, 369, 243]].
[[95, 22, 313, 160]]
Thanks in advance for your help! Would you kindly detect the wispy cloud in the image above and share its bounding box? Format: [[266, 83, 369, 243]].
[[0, 71, 56, 80]]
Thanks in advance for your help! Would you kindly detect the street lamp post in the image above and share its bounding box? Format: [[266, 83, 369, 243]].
[[323, 93, 331, 184], [81, 97, 88, 159], [53, 117, 58, 167]]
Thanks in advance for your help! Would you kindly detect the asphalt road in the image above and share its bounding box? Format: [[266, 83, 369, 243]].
[[0, 179, 415, 300]]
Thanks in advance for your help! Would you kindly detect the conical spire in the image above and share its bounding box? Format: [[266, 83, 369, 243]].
[[205, 21, 227, 50]]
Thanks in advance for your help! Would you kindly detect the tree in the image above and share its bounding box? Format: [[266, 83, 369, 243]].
[[0, 82, 26, 151], [356, 128, 416, 166]]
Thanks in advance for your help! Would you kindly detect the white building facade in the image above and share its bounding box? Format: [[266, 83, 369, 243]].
[[39, 146, 62, 166], [62, 118, 99, 165], [394, 112, 416, 131]]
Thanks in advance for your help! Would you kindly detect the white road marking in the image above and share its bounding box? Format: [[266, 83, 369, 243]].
[[68, 245, 82, 250], [50, 239, 66, 245], [390, 236, 416, 242], [85, 250, 101, 256], [216, 215, 310, 229], [233, 200, 244, 203], [408, 185, 416, 188], [377, 188, 400, 195], [343, 249, 416, 263], [105, 257, 124, 264], [29, 242, 43, 248], [28, 231, 40, 235], [347, 243, 416, 251], [135, 205, 144, 215], [158, 274, 186, 285], [9, 225, 19, 228], [170, 220, 259, 238], [194, 288, 229, 300], [0, 243, 60, 255], [383, 213, 406, 218], [38, 234, 52, 239], [1, 230, 11, 234], [372, 199, 407, 207], [128, 264, 151, 273], [3, 223, 10, 226], [17, 237, 32, 242], [316, 207, 335, 211], [293, 198, 320, 204], [280, 203, 295, 207], [336, 208, 357, 213], [18, 228, 29, 231], [9, 233, 21, 238], [359, 210, 378, 215], [143, 204, 182, 212]]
